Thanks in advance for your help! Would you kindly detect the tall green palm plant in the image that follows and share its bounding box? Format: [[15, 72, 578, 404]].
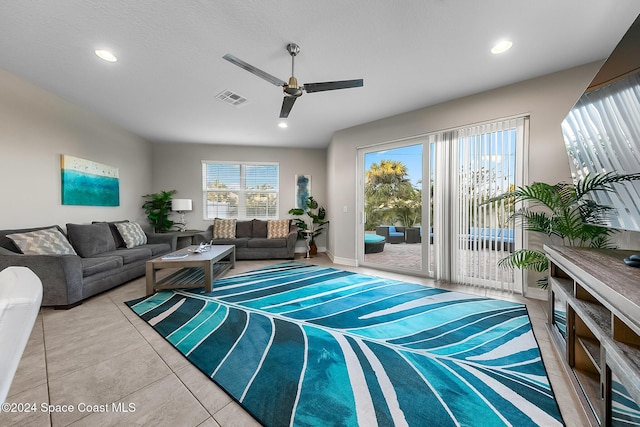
[[488, 172, 640, 287]]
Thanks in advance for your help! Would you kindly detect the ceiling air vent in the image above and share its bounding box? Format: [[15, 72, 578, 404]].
[[215, 89, 248, 107]]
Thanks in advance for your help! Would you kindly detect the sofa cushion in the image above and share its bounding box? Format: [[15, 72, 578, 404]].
[[98, 247, 153, 264], [67, 223, 116, 257], [115, 222, 147, 248], [252, 219, 268, 238], [236, 220, 253, 238], [144, 243, 172, 256], [267, 219, 290, 239], [6, 227, 77, 255], [213, 237, 249, 248], [247, 237, 286, 248], [81, 256, 123, 277], [214, 219, 236, 239], [93, 220, 129, 248]]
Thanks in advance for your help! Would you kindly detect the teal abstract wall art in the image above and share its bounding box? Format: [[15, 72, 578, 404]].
[[61, 155, 119, 206], [295, 174, 311, 208]]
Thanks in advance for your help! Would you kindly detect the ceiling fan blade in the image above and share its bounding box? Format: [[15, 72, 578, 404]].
[[280, 96, 297, 118], [222, 54, 287, 87], [304, 79, 363, 93]]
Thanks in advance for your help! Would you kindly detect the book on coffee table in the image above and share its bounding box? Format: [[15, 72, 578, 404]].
[[161, 253, 189, 260]]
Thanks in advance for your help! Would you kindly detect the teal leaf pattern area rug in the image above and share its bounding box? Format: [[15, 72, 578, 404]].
[[126, 262, 563, 427]]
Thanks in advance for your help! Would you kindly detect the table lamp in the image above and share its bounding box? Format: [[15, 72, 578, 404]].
[[172, 199, 192, 231]]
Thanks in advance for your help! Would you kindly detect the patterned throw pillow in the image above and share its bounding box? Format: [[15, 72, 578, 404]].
[[267, 219, 290, 239], [7, 227, 77, 255], [115, 222, 147, 248], [214, 219, 237, 239]]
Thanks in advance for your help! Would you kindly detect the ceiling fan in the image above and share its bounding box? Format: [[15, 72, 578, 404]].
[[223, 43, 363, 118]]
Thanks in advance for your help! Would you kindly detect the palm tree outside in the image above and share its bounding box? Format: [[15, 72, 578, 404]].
[[364, 159, 421, 230]]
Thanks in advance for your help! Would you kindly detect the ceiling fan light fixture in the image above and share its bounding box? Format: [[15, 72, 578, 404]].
[[491, 40, 512, 54], [95, 49, 118, 62]]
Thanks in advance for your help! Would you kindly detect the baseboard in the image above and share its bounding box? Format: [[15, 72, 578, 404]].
[[295, 246, 327, 254], [331, 255, 357, 267], [525, 286, 547, 300]]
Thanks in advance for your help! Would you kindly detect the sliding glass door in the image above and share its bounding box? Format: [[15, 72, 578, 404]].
[[358, 141, 431, 276], [357, 116, 527, 292]]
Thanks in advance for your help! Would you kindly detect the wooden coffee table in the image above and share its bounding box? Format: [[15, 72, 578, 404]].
[[145, 245, 235, 295]]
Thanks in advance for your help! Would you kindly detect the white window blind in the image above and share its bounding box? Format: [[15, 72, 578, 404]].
[[202, 161, 279, 220]]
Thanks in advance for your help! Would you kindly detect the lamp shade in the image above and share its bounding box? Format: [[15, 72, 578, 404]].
[[172, 199, 192, 212]]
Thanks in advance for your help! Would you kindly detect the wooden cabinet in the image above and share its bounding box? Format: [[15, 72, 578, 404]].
[[545, 246, 640, 426], [545, 245, 640, 426]]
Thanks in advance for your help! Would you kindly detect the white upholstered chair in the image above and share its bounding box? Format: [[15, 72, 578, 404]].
[[0, 266, 42, 402]]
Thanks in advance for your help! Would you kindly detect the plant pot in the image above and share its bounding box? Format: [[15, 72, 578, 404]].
[[309, 242, 318, 256]]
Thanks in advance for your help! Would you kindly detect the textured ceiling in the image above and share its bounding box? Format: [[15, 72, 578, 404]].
[[1, 1, 639, 148]]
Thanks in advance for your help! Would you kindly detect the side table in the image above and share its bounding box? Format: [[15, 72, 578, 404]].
[[303, 230, 314, 258], [405, 227, 422, 244], [173, 230, 203, 249]]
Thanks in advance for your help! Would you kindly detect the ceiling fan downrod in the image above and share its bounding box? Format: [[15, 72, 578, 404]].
[[285, 43, 302, 97]]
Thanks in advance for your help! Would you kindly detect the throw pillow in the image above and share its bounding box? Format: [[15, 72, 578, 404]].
[[214, 219, 236, 239], [115, 222, 147, 248], [93, 220, 129, 248], [267, 219, 291, 239], [67, 223, 117, 257], [252, 219, 268, 238], [7, 227, 77, 255], [235, 220, 253, 238]]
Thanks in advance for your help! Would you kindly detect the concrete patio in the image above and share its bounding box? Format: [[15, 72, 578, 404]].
[[363, 240, 515, 286]]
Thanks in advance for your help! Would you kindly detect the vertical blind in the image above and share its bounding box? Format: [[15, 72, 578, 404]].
[[201, 161, 279, 219], [451, 117, 526, 292]]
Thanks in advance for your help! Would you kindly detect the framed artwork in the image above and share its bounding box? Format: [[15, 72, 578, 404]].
[[295, 174, 311, 208], [61, 155, 120, 206]]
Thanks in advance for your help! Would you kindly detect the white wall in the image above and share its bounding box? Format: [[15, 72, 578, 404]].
[[151, 142, 328, 248], [0, 69, 153, 230], [327, 62, 612, 264]]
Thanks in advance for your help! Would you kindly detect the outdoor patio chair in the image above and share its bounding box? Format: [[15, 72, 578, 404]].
[[375, 226, 405, 244]]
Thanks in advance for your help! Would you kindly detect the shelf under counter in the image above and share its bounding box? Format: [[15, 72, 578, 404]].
[[544, 245, 640, 335]]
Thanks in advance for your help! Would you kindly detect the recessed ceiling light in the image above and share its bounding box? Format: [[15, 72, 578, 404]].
[[278, 122, 288, 128], [95, 49, 118, 62], [491, 40, 512, 54]]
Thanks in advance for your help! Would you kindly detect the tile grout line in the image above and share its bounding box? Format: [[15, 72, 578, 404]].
[[37, 309, 54, 427], [115, 291, 216, 424]]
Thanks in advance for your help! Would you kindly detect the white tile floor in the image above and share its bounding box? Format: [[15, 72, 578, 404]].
[[1, 255, 589, 426]]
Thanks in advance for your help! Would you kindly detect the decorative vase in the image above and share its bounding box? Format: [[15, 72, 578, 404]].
[[309, 242, 318, 256]]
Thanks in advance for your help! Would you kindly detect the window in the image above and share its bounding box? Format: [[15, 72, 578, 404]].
[[202, 161, 279, 220]]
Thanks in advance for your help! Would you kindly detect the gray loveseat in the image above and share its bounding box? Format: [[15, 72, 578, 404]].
[[194, 219, 297, 260], [0, 222, 176, 308]]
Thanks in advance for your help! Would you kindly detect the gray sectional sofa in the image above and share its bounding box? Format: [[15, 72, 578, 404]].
[[0, 222, 176, 308], [194, 219, 297, 260]]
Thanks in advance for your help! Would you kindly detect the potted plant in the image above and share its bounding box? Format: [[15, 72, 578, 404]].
[[288, 196, 328, 255], [142, 190, 177, 233], [487, 172, 640, 287]]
